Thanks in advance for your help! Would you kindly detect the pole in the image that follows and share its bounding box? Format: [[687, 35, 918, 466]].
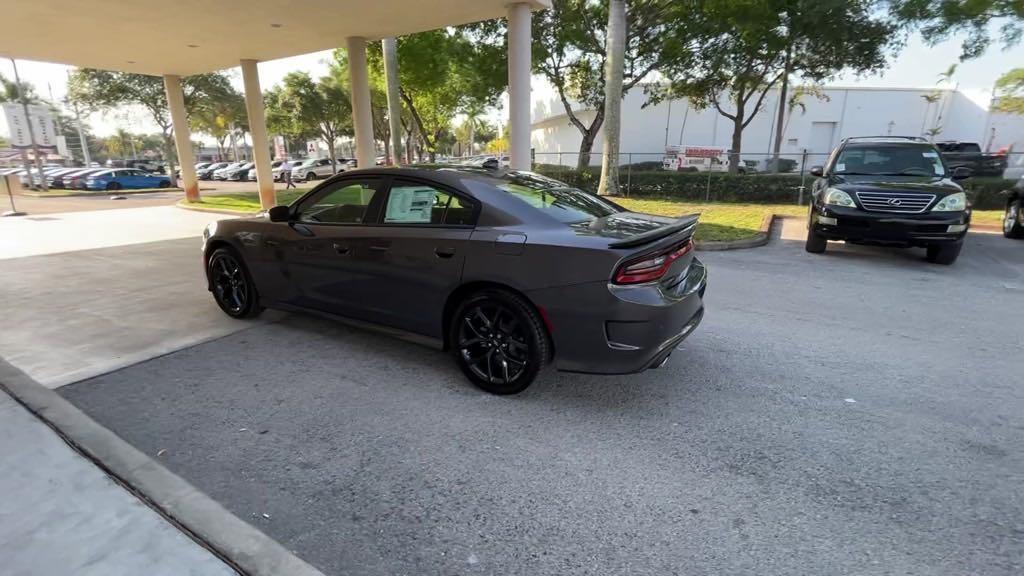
[[11, 58, 48, 191], [798, 148, 807, 205], [664, 100, 672, 148], [626, 153, 632, 197], [678, 103, 689, 145], [73, 105, 91, 166], [2, 171, 26, 217]]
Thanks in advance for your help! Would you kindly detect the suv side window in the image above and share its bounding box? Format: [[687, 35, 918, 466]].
[[295, 179, 382, 224], [383, 180, 477, 226]]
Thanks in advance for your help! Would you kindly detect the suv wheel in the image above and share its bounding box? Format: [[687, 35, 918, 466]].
[[1004, 200, 1024, 239], [926, 240, 962, 265], [306, 172, 317, 181], [805, 226, 827, 253]]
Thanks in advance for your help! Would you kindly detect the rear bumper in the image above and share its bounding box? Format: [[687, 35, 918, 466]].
[[528, 257, 707, 375], [811, 205, 969, 247]]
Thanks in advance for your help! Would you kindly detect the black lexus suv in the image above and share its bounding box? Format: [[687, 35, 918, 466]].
[[806, 136, 972, 265]]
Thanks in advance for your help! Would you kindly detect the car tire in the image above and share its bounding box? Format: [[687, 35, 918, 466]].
[[306, 172, 317, 181], [805, 226, 827, 253], [1004, 199, 1024, 239], [207, 247, 263, 319], [450, 289, 550, 395], [158, 181, 171, 188], [105, 182, 121, 191], [926, 240, 963, 265]]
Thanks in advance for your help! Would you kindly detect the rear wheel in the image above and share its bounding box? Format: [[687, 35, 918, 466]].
[[926, 240, 963, 265], [207, 248, 262, 318], [306, 171, 317, 181], [805, 225, 827, 253], [450, 289, 549, 395], [158, 180, 171, 188], [1004, 200, 1024, 239]]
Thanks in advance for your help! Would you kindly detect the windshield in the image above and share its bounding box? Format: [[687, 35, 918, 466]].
[[834, 145, 946, 177], [491, 172, 621, 224]]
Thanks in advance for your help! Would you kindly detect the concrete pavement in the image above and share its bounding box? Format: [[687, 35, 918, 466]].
[[0, 390, 239, 576]]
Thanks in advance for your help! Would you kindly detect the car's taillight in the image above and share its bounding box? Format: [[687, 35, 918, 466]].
[[613, 240, 693, 285]]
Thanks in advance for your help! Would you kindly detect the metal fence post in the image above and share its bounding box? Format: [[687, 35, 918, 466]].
[[798, 148, 808, 205], [705, 167, 712, 202]]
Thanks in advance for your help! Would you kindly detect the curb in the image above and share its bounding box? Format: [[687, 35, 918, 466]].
[[696, 213, 779, 251], [21, 188, 183, 197], [0, 359, 326, 576], [176, 201, 259, 215]]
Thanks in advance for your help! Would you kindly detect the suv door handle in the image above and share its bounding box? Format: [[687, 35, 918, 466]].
[[332, 243, 350, 255], [369, 243, 390, 252], [434, 247, 456, 258]]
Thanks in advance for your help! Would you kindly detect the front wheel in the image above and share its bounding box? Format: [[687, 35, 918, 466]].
[[207, 248, 262, 318], [926, 240, 963, 265], [306, 172, 317, 181], [105, 181, 121, 191], [450, 289, 550, 395], [1004, 200, 1024, 239], [805, 225, 827, 253], [158, 180, 171, 188]]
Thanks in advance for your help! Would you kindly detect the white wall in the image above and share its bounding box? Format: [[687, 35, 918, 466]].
[[530, 80, 1013, 167]]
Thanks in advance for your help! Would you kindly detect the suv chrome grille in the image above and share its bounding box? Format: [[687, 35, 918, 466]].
[[854, 191, 935, 213]]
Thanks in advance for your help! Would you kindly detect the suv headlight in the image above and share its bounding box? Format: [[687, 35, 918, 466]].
[[823, 187, 855, 207], [932, 192, 966, 212]]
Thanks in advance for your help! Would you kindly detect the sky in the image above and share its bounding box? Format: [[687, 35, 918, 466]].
[[1, 29, 1021, 140]]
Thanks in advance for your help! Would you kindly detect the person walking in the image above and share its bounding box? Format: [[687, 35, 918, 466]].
[[280, 159, 295, 189]]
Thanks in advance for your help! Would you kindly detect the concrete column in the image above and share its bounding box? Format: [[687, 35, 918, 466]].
[[240, 59, 275, 209], [382, 38, 404, 165], [346, 37, 376, 170], [163, 75, 199, 201], [507, 3, 532, 171]]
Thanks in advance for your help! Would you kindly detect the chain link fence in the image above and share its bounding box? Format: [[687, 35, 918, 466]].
[[525, 150, 1021, 209]]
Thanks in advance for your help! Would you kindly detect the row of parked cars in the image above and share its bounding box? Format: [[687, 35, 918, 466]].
[[0, 165, 172, 190], [192, 157, 358, 183]]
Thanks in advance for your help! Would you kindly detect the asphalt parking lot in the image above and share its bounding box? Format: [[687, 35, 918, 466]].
[[59, 229, 1024, 576]]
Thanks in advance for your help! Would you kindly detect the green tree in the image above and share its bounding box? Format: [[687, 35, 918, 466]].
[[655, 0, 895, 173], [891, 0, 1023, 59], [264, 71, 352, 173], [0, 73, 39, 103], [993, 68, 1024, 115], [67, 69, 234, 185], [190, 87, 247, 160], [533, 0, 706, 170], [367, 26, 506, 161]]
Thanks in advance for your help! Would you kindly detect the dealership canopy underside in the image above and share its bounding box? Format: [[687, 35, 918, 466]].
[[0, 0, 547, 76]]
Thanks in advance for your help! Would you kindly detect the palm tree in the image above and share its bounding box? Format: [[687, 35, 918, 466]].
[[597, 0, 626, 196]]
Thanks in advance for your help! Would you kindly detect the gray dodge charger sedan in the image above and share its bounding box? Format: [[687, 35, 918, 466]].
[[202, 167, 707, 394]]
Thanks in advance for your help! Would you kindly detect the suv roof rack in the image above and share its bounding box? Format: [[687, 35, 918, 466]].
[[842, 136, 928, 143]]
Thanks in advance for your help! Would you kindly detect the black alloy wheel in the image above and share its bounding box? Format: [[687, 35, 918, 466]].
[[208, 248, 262, 318], [451, 290, 549, 395]]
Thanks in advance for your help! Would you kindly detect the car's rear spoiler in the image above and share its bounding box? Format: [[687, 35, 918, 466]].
[[608, 214, 699, 249]]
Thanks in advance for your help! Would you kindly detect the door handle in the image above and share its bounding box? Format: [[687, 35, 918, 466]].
[[264, 239, 279, 247], [434, 247, 456, 258], [369, 244, 390, 252], [332, 243, 350, 255]]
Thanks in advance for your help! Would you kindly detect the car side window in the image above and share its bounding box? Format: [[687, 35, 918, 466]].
[[383, 180, 476, 226], [296, 179, 381, 224]]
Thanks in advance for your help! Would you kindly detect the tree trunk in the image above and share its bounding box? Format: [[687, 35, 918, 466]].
[[576, 108, 604, 170], [597, 0, 626, 196], [771, 46, 792, 173], [163, 132, 179, 187], [382, 137, 390, 168], [326, 137, 337, 175], [729, 116, 743, 175]]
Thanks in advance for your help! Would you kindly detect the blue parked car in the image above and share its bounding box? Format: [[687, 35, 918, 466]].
[[85, 168, 172, 191]]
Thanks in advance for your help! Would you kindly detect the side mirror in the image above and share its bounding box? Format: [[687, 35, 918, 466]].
[[809, 166, 824, 177], [267, 205, 291, 222], [951, 166, 972, 181]]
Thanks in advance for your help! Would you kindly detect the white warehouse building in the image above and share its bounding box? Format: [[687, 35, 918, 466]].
[[529, 80, 1024, 168]]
